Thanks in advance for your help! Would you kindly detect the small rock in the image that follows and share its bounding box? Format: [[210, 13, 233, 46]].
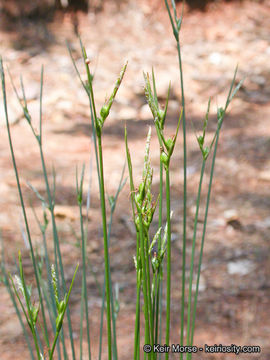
[[227, 259, 254, 276], [208, 52, 222, 65], [223, 209, 239, 220]]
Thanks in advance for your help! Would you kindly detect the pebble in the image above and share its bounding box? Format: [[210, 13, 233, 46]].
[[227, 259, 254, 276], [208, 52, 223, 65]]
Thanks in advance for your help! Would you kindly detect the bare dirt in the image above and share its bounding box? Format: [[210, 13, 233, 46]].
[[0, 1, 270, 359]]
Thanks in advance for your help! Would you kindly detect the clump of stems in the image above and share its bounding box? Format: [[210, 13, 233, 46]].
[[0, 3, 244, 359], [71, 40, 127, 360], [164, 2, 244, 360]]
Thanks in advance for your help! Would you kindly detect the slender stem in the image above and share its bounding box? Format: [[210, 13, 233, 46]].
[[176, 37, 187, 360], [154, 272, 160, 347], [163, 4, 187, 355], [18, 255, 41, 360], [158, 163, 163, 253], [165, 169, 171, 360], [151, 273, 156, 341], [125, 128, 141, 360], [1, 256, 35, 360], [189, 130, 221, 357], [40, 231, 63, 360], [109, 217, 118, 360], [37, 227, 63, 360], [32, 327, 41, 360], [157, 158, 163, 357], [8, 58, 72, 359], [186, 160, 205, 352], [39, 148, 75, 360], [1, 60, 47, 357], [99, 206, 119, 360], [79, 204, 92, 360], [69, 43, 101, 191], [50, 330, 60, 360], [97, 135, 112, 360], [145, 233, 154, 348], [39, 272, 62, 360], [138, 213, 151, 359], [134, 271, 141, 360], [158, 272, 163, 360], [134, 228, 141, 360], [98, 288, 105, 360], [50, 265, 78, 360], [79, 278, 84, 360]]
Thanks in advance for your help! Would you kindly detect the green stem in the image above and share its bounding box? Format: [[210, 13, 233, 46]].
[[1, 249, 35, 360], [18, 254, 41, 360], [154, 272, 160, 349], [39, 147, 75, 360], [49, 264, 78, 360], [50, 330, 60, 360], [79, 204, 92, 360], [35, 224, 63, 360], [125, 128, 141, 360], [138, 214, 151, 359], [39, 274, 62, 360], [0, 60, 47, 357], [97, 135, 112, 360], [165, 169, 171, 360], [158, 163, 163, 253], [99, 209, 119, 360], [32, 326, 41, 360], [157, 158, 163, 359], [189, 130, 221, 358], [186, 160, 205, 353], [40, 232, 63, 360], [158, 272, 163, 360], [176, 36, 187, 360], [151, 272, 157, 342], [79, 278, 84, 360], [134, 269, 141, 360], [145, 233, 154, 348]]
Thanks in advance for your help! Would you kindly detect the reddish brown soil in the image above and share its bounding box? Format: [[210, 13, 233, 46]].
[[0, 1, 270, 359]]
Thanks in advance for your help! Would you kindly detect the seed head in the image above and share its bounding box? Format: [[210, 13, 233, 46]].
[[14, 275, 24, 295]]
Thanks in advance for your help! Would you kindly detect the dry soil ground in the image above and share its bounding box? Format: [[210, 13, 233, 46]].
[[0, 1, 270, 359]]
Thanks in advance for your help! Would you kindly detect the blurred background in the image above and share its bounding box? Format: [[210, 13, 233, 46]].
[[0, 0, 270, 359]]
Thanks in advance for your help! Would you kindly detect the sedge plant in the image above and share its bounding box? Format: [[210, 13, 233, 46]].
[[0, 1, 245, 359], [0, 50, 127, 360], [163, 2, 244, 359]]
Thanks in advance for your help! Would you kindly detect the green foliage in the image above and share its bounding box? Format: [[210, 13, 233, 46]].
[[0, 2, 244, 360]]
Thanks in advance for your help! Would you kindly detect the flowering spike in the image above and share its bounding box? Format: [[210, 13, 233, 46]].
[[100, 62, 128, 123]]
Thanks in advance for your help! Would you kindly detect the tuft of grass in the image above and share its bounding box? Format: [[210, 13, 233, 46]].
[[0, 2, 244, 360]]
